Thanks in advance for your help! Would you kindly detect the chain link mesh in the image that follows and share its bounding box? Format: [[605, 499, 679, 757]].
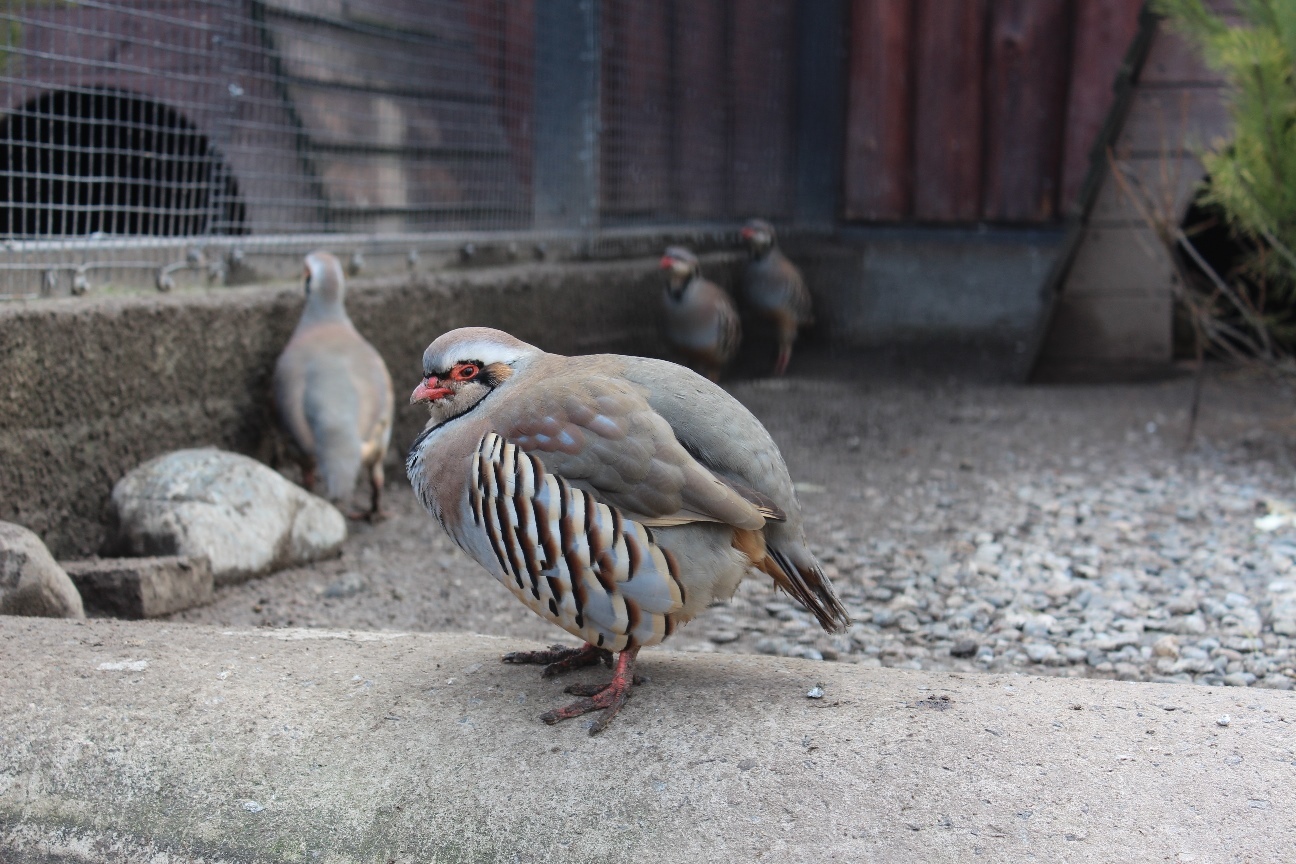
[[0, 0, 801, 296]]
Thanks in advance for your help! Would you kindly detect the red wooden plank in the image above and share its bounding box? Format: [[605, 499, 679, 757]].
[[1059, 0, 1142, 215], [673, 0, 728, 219], [912, 0, 988, 222], [730, 0, 797, 218], [842, 0, 914, 221], [601, 0, 672, 216], [981, 0, 1071, 222]]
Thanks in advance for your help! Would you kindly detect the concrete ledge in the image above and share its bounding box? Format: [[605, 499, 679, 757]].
[[2, 618, 1292, 862]]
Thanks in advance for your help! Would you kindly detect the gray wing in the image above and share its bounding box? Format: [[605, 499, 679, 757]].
[[613, 356, 798, 520], [489, 367, 768, 530], [614, 355, 850, 634]]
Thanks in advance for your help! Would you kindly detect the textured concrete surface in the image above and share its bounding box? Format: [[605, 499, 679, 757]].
[[2, 617, 1293, 863], [0, 255, 737, 559]]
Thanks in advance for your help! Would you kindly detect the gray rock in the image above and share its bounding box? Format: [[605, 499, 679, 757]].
[[1260, 674, 1294, 691], [0, 522, 84, 618], [111, 449, 346, 586], [1266, 580, 1296, 636], [1024, 643, 1058, 664], [1222, 672, 1257, 687], [323, 571, 366, 599], [64, 556, 212, 618]]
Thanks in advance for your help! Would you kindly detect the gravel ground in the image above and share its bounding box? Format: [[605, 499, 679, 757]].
[[169, 356, 1296, 690]]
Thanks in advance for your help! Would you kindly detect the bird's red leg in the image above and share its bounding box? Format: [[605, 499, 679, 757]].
[[773, 343, 792, 377], [367, 463, 389, 522], [502, 642, 611, 677], [540, 647, 640, 735]]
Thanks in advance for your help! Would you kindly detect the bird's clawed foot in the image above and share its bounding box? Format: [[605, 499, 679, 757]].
[[347, 508, 389, 523], [501, 642, 612, 678], [540, 649, 641, 735]]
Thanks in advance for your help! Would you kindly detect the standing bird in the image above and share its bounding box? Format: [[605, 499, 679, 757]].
[[659, 246, 741, 382], [274, 251, 394, 519], [740, 219, 814, 376], [406, 327, 849, 733]]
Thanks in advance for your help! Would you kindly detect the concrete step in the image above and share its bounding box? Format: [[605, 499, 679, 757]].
[[1, 617, 1292, 862]]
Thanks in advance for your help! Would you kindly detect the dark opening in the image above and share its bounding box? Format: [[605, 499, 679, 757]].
[[0, 88, 247, 237], [1177, 189, 1296, 356]]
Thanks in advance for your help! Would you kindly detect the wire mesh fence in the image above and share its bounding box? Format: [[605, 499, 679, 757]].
[[0, 0, 810, 297]]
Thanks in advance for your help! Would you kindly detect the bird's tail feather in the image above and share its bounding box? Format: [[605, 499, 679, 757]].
[[735, 530, 850, 633], [765, 545, 850, 633]]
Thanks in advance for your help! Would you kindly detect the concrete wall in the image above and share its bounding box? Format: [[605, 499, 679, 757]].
[[789, 228, 1063, 368], [0, 255, 740, 559], [1034, 19, 1230, 380]]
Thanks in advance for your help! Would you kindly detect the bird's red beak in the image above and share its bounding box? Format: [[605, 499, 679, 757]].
[[740, 227, 754, 239], [410, 376, 453, 405], [658, 256, 674, 269]]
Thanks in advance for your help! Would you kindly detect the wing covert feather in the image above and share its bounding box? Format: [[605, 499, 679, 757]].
[[490, 373, 765, 530]]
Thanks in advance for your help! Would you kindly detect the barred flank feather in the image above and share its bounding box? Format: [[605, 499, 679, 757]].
[[470, 433, 687, 651]]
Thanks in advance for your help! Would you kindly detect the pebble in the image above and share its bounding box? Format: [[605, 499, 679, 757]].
[[1217, 715, 1231, 727], [1024, 643, 1058, 664]]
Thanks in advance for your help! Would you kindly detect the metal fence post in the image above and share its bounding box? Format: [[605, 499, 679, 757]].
[[793, 0, 847, 228], [533, 0, 602, 231]]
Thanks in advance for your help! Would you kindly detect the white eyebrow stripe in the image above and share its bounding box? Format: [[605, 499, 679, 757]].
[[430, 340, 531, 370]]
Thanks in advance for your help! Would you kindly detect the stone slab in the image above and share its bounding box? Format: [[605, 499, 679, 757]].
[[1, 618, 1293, 863], [62, 555, 213, 618]]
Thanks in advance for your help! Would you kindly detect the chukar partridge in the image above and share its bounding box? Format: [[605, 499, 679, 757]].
[[406, 327, 849, 733], [659, 246, 741, 382], [740, 219, 814, 376], [274, 251, 394, 518]]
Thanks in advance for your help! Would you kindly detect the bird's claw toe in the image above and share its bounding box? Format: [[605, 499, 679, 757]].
[[539, 687, 632, 735], [501, 643, 611, 677]]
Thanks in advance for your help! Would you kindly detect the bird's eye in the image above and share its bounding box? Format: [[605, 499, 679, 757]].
[[450, 362, 480, 382]]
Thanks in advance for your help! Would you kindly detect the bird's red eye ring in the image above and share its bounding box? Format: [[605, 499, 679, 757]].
[[449, 362, 480, 382]]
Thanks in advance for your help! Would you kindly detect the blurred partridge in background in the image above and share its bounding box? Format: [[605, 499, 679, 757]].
[[659, 246, 741, 382], [740, 219, 814, 376], [274, 251, 394, 519], [406, 327, 849, 733]]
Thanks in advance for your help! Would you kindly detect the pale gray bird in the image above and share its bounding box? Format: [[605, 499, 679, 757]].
[[740, 219, 814, 376], [274, 251, 394, 518], [406, 327, 849, 733], [659, 246, 741, 382]]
